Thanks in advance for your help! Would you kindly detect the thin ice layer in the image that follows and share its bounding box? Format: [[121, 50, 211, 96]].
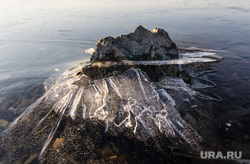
[[1, 49, 223, 158], [44, 68, 203, 148]]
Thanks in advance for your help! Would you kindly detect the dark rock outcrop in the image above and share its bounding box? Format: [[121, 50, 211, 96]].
[[90, 25, 179, 61]]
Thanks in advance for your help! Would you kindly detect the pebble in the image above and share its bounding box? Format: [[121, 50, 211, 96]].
[[53, 138, 65, 149], [0, 119, 9, 128], [8, 107, 16, 112]]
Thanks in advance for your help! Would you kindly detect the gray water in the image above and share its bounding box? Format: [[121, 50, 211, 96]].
[[0, 0, 250, 163]]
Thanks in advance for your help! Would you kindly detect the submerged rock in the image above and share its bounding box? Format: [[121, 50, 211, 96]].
[[91, 25, 179, 61]]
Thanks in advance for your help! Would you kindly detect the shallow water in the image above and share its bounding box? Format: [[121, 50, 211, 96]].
[[0, 0, 250, 163]]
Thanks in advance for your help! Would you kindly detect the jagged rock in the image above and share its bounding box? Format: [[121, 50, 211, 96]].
[[90, 25, 179, 61]]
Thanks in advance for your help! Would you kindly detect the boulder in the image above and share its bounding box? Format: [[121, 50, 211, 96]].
[[90, 25, 179, 61]]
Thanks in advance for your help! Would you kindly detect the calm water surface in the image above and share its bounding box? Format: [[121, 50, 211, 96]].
[[0, 0, 250, 163]]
